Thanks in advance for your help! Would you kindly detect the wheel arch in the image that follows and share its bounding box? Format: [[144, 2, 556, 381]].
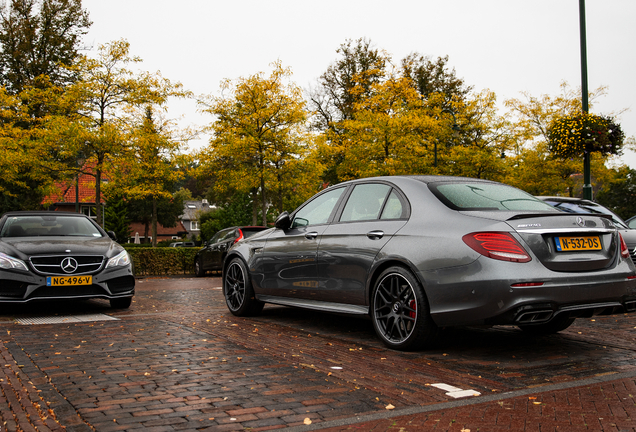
[[222, 251, 243, 277], [366, 258, 430, 306]]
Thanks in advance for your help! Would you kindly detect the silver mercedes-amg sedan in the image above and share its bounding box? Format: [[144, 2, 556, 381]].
[[222, 176, 636, 350]]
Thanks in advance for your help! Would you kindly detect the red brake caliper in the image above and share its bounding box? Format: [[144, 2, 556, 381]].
[[408, 300, 416, 319]]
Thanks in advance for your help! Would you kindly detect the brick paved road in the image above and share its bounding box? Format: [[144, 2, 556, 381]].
[[1, 276, 636, 431]]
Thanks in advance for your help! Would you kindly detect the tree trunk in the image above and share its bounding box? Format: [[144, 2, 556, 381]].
[[152, 196, 158, 247], [95, 163, 103, 227], [251, 188, 258, 226], [277, 171, 284, 213], [261, 174, 267, 226]]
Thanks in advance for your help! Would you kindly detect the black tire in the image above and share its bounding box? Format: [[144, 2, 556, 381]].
[[223, 258, 264, 316], [110, 297, 132, 309], [518, 314, 575, 335], [194, 258, 206, 277], [371, 266, 437, 351]]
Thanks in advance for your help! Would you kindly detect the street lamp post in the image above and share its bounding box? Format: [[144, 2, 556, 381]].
[[579, 0, 592, 200]]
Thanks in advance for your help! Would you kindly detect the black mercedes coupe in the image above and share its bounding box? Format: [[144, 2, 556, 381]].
[[0, 211, 135, 308]]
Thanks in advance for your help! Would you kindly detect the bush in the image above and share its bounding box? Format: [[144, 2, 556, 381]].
[[126, 247, 202, 276]]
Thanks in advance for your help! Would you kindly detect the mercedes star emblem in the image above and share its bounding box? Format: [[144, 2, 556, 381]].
[[576, 216, 585, 227], [61, 257, 78, 274]]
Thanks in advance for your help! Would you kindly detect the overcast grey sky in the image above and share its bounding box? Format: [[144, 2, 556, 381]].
[[81, 0, 636, 167]]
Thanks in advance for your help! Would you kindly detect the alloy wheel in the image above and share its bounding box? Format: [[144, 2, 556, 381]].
[[373, 272, 417, 344], [224, 261, 246, 311]]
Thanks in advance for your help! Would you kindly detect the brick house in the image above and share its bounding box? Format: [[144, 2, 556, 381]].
[[43, 168, 187, 243], [43, 167, 104, 218]]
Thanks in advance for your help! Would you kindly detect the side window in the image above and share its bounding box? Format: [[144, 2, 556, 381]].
[[380, 190, 406, 220], [210, 230, 227, 244], [224, 229, 238, 241], [340, 184, 391, 222], [292, 187, 345, 228]]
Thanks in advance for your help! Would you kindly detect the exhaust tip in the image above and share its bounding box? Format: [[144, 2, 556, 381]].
[[625, 300, 636, 312], [515, 309, 553, 324]]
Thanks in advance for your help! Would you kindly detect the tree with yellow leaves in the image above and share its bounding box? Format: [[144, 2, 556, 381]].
[[328, 73, 441, 180], [438, 90, 516, 181], [0, 86, 48, 211], [199, 62, 321, 225], [67, 39, 189, 226], [108, 106, 187, 246]]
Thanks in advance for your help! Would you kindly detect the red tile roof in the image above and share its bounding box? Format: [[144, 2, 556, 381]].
[[130, 221, 188, 238], [44, 165, 106, 205]]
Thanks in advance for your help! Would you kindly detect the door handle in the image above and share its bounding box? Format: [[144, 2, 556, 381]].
[[305, 231, 318, 240], [367, 230, 384, 240]]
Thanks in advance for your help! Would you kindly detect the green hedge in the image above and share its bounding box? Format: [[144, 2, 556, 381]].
[[125, 246, 202, 276]]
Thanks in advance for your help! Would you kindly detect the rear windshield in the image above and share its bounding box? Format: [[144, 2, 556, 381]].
[[0, 215, 103, 238], [430, 182, 558, 212], [242, 228, 266, 239]]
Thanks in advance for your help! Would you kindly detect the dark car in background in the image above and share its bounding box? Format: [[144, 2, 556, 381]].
[[537, 196, 636, 267], [169, 241, 195, 247], [0, 211, 135, 308], [221, 176, 636, 351], [194, 226, 267, 276]]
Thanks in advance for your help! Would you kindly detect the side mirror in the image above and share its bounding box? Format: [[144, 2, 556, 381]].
[[275, 211, 291, 230], [107, 230, 117, 241]]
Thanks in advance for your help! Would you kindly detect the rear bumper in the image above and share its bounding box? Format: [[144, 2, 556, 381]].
[[421, 257, 636, 327], [488, 297, 636, 326]]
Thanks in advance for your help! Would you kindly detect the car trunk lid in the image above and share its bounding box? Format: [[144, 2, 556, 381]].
[[505, 213, 618, 272]]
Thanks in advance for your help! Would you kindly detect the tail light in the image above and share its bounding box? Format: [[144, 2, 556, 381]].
[[462, 232, 531, 263], [619, 233, 630, 259], [233, 229, 244, 245]]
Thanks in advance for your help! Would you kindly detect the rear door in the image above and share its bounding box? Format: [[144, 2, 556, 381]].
[[208, 228, 235, 270], [199, 231, 222, 271], [316, 182, 409, 305]]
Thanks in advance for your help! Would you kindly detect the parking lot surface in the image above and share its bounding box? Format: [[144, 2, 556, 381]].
[[1, 276, 636, 431]]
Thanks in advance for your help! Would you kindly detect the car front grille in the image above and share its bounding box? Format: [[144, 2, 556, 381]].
[[29, 255, 105, 275]]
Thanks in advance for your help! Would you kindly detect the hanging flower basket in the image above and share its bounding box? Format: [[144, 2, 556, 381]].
[[547, 113, 624, 159]]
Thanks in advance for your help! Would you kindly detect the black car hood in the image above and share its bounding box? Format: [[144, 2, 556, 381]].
[[0, 236, 121, 259]]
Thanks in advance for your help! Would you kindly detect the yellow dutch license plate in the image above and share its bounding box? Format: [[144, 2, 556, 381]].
[[555, 236, 601, 252], [46, 275, 92, 287]]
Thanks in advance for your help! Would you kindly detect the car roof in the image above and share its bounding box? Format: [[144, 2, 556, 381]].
[[1, 211, 90, 218], [338, 175, 498, 186], [219, 226, 267, 230]]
